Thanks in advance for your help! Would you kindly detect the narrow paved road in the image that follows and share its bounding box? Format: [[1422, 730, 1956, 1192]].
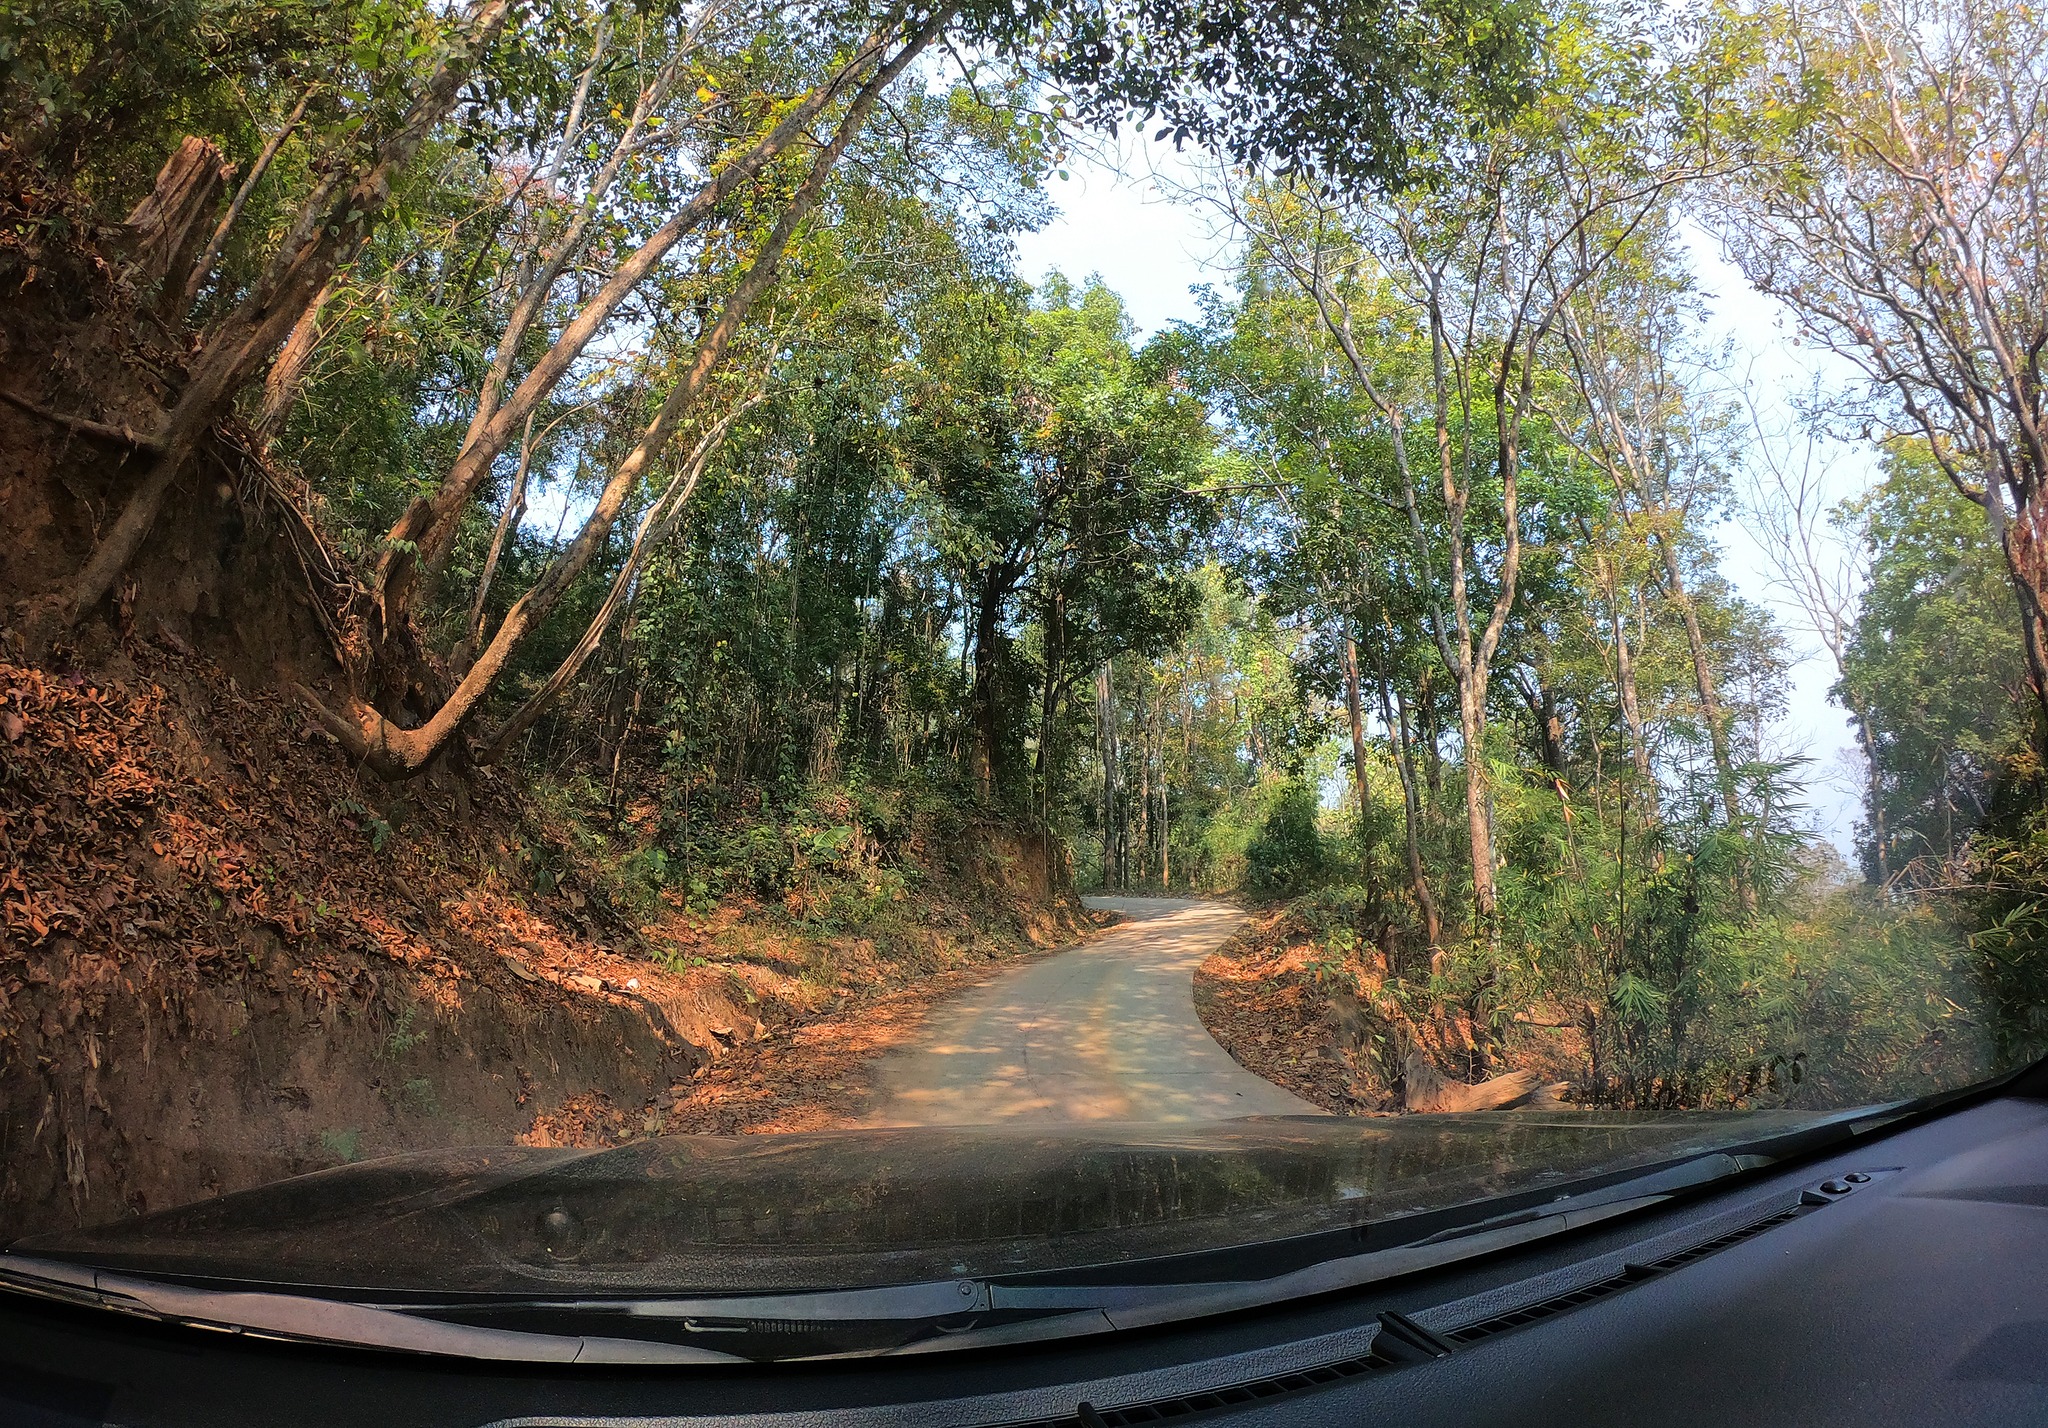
[[863, 896, 1327, 1125]]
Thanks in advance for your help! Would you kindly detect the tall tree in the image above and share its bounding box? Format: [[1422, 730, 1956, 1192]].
[[1709, 0, 2048, 731], [1219, 7, 1701, 922]]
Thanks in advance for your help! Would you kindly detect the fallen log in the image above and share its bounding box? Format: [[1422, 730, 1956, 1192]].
[[1404, 1050, 1569, 1112]]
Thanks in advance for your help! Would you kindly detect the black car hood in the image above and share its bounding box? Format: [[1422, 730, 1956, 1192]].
[[10, 1110, 1851, 1295]]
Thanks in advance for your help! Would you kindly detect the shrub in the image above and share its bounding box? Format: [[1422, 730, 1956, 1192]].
[[1243, 783, 1329, 899]]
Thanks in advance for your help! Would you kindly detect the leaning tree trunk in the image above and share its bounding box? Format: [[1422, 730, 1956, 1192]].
[[301, 24, 935, 779], [255, 275, 337, 438], [183, 85, 316, 318], [367, 18, 925, 642], [475, 395, 755, 760]]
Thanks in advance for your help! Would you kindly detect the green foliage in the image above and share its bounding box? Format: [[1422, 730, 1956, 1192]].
[[1, 0, 341, 185], [1243, 782, 1331, 900], [1840, 443, 2034, 877], [1008, 0, 1541, 191], [1960, 757, 2048, 1065], [336, 798, 395, 854], [318, 1127, 363, 1163], [379, 1003, 425, 1058]]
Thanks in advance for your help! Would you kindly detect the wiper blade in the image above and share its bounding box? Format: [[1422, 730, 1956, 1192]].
[[0, 1254, 744, 1365]]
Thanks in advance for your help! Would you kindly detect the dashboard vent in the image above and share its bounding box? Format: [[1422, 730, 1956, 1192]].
[[1638, 1206, 1803, 1274], [1007, 1325, 1464, 1428], [1010, 1354, 1386, 1428]]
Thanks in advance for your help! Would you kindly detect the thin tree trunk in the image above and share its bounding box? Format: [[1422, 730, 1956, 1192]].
[[462, 408, 538, 663], [477, 391, 757, 760], [255, 275, 337, 437], [1457, 670, 1495, 921], [1341, 636, 1374, 838], [1417, 664, 1444, 805], [1134, 677, 1151, 885], [1159, 741, 1171, 889], [1377, 652, 1442, 950], [1843, 687, 1889, 882], [449, 18, 634, 474], [1514, 668, 1567, 775], [1604, 562, 1652, 787], [371, 17, 927, 633], [970, 574, 1000, 801], [1097, 659, 1119, 888], [1153, 687, 1169, 889], [1178, 696, 1193, 889], [1035, 603, 1062, 884], [1656, 537, 1743, 826], [607, 675, 643, 812]]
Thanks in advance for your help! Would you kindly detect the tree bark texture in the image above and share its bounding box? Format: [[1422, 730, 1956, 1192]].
[[124, 136, 229, 320]]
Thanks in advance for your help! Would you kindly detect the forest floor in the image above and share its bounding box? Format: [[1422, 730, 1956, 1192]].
[[1196, 901, 1591, 1115], [1194, 907, 1383, 1114], [0, 628, 1094, 1233]]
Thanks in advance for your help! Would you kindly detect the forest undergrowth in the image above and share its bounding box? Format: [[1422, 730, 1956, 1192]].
[[1194, 844, 2008, 1117]]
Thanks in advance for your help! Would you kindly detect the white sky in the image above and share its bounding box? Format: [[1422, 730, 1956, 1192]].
[[1015, 140, 1873, 851]]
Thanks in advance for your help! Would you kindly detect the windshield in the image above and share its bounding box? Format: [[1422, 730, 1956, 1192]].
[[3, 0, 2043, 1359]]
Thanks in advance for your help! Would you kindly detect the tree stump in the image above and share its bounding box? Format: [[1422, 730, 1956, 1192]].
[[124, 136, 229, 322]]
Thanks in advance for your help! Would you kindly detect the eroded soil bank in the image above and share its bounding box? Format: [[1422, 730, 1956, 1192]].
[[0, 638, 1087, 1237], [1194, 905, 1587, 1114]]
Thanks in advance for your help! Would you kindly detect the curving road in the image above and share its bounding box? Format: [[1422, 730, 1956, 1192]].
[[862, 896, 1327, 1126]]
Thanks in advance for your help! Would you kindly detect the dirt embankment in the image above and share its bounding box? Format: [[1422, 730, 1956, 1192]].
[[0, 636, 1087, 1238], [1195, 905, 1587, 1115], [1193, 910, 1384, 1114]]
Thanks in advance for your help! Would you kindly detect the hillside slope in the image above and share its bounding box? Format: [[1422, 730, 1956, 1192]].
[[0, 632, 1084, 1236]]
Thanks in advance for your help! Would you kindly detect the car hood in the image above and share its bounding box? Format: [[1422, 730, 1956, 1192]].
[[10, 1110, 1851, 1295]]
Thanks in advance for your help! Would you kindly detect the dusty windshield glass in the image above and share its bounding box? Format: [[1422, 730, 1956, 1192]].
[[1, 0, 2041, 1321]]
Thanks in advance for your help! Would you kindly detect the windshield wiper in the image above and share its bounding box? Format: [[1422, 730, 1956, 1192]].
[[0, 1254, 746, 1365]]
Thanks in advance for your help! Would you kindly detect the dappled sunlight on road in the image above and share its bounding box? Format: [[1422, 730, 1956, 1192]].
[[864, 897, 1327, 1126]]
